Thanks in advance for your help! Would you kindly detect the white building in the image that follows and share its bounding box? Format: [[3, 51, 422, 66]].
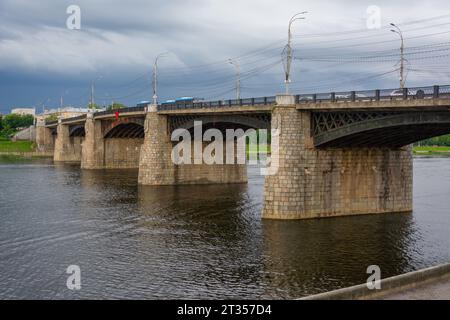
[[11, 107, 36, 116]]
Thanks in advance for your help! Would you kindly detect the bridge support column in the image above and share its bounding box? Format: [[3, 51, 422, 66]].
[[138, 105, 175, 185], [138, 106, 247, 185], [81, 114, 105, 169], [54, 121, 83, 162], [262, 95, 413, 220], [35, 120, 54, 152]]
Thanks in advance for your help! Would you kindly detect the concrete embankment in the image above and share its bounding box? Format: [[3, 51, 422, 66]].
[[300, 262, 450, 300]]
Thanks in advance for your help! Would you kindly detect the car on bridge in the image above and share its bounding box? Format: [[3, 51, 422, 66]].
[[136, 100, 151, 108], [335, 93, 369, 100], [161, 97, 205, 106], [390, 89, 418, 97]]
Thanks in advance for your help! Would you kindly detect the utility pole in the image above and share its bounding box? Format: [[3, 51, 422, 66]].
[[228, 59, 241, 100], [283, 11, 307, 94], [152, 53, 168, 105], [90, 75, 102, 109], [390, 23, 405, 88], [90, 82, 95, 108]]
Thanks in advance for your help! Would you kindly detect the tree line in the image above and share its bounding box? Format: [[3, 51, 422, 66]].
[[420, 134, 450, 146], [0, 114, 34, 138]]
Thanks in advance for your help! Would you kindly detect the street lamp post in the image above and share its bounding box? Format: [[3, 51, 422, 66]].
[[152, 53, 168, 105], [228, 59, 241, 100], [390, 23, 405, 89], [283, 11, 307, 94], [90, 75, 103, 109]]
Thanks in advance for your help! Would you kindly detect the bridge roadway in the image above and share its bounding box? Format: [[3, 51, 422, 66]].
[[37, 84, 450, 220]]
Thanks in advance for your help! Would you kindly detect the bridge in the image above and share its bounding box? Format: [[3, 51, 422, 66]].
[[36, 84, 450, 220]]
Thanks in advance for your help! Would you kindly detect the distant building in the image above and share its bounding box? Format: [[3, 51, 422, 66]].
[[11, 107, 36, 116], [35, 106, 93, 121]]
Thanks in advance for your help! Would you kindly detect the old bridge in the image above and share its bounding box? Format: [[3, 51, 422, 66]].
[[36, 85, 450, 219]]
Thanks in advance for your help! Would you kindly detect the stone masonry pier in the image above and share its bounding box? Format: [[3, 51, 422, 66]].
[[262, 95, 412, 219]]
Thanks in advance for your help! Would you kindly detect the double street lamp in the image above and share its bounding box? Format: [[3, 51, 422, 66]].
[[152, 52, 169, 105], [390, 23, 406, 89], [283, 11, 307, 94]]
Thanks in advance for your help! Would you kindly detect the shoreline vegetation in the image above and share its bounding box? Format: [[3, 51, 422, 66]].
[[1, 139, 450, 160], [413, 146, 450, 156]]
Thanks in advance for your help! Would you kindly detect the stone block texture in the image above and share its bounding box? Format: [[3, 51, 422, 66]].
[[35, 125, 55, 152], [138, 111, 247, 185], [104, 138, 143, 168], [81, 118, 105, 169], [81, 118, 143, 169], [262, 106, 413, 220], [54, 124, 83, 162]]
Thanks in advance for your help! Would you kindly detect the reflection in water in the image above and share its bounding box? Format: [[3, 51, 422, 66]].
[[261, 214, 420, 297], [0, 159, 448, 299]]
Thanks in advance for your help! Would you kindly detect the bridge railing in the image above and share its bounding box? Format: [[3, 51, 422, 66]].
[[301, 84, 450, 103], [157, 95, 276, 111], [61, 114, 87, 124], [44, 85, 450, 125], [45, 119, 58, 126], [94, 106, 146, 117]]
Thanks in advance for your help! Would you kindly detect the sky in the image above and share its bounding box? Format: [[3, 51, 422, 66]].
[[1, 0, 450, 114]]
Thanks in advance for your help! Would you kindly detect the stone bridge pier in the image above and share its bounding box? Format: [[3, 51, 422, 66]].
[[54, 120, 84, 162], [262, 95, 413, 219], [36, 120, 55, 152], [81, 113, 144, 169], [138, 105, 247, 185]]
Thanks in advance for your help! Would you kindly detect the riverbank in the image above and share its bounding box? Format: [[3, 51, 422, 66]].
[[0, 151, 53, 159], [0, 139, 52, 158], [0, 139, 35, 152], [413, 146, 450, 156], [300, 262, 450, 300]]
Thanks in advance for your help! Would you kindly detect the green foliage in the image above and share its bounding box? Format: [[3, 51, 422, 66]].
[[107, 102, 126, 110], [0, 140, 35, 152], [45, 114, 58, 122], [88, 103, 101, 110], [0, 114, 34, 138], [2, 114, 34, 130], [420, 134, 450, 147]]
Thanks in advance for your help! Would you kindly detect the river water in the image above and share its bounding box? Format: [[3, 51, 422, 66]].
[[0, 156, 449, 299]]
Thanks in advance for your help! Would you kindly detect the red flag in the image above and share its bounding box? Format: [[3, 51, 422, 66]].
[[115, 110, 119, 121]]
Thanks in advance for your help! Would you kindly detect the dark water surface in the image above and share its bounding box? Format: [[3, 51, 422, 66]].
[[0, 157, 449, 299]]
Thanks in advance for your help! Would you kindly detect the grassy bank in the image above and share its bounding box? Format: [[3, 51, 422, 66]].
[[0, 139, 35, 152], [413, 146, 450, 156], [247, 144, 270, 155]]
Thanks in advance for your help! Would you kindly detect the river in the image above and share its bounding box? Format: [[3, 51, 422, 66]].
[[0, 156, 449, 299]]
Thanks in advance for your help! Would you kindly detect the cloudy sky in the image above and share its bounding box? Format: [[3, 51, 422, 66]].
[[1, 0, 450, 113]]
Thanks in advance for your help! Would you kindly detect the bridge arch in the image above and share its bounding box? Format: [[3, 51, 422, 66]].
[[69, 125, 85, 137], [104, 122, 145, 139], [314, 111, 450, 148], [169, 114, 271, 134]]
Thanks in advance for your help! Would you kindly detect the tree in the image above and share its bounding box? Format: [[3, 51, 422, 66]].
[[45, 114, 58, 122], [88, 103, 101, 110], [107, 102, 126, 110], [2, 114, 34, 130]]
